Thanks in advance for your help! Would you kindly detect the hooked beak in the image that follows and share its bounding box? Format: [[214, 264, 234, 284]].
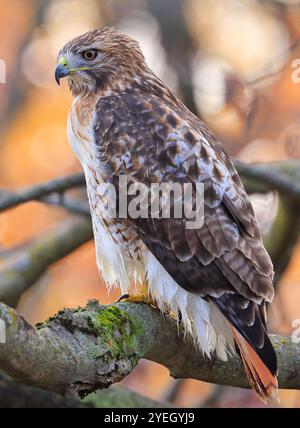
[[55, 62, 70, 85], [55, 56, 91, 85]]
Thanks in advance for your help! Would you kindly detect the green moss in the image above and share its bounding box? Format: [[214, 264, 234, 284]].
[[34, 302, 145, 364], [7, 306, 18, 328], [273, 337, 289, 351], [88, 306, 144, 360]]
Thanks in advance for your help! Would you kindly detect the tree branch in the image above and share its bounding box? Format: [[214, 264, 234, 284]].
[[235, 161, 300, 199], [84, 387, 171, 408], [0, 161, 300, 215], [0, 217, 93, 306], [0, 300, 298, 398], [235, 161, 300, 282], [0, 371, 92, 408], [41, 194, 90, 216], [264, 197, 300, 284], [0, 371, 166, 408], [2, 161, 300, 215], [0, 173, 85, 213]]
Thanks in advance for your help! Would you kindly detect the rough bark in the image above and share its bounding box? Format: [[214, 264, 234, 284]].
[[0, 300, 299, 398]]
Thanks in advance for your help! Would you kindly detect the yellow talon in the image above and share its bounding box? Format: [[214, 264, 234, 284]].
[[117, 293, 156, 307], [117, 280, 157, 307]]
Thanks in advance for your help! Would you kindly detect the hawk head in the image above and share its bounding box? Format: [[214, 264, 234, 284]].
[[55, 27, 147, 96]]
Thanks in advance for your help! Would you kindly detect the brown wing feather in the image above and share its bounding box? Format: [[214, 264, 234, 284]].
[[94, 91, 274, 300]]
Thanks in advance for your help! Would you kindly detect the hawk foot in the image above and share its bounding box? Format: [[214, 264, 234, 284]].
[[117, 293, 155, 307]]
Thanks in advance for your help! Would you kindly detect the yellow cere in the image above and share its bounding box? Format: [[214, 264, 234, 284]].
[[58, 57, 68, 67]]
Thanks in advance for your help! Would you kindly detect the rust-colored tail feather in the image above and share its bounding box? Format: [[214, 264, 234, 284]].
[[228, 323, 279, 403]]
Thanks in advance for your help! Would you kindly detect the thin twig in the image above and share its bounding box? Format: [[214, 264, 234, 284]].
[[39, 194, 90, 216], [247, 38, 300, 87], [0, 173, 85, 212]]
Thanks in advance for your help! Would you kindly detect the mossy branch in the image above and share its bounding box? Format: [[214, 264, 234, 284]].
[[0, 300, 299, 398]]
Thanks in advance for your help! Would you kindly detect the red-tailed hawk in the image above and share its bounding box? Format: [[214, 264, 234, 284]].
[[55, 27, 278, 401]]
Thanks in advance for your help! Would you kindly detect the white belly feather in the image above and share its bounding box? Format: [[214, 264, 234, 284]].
[[67, 99, 234, 360]]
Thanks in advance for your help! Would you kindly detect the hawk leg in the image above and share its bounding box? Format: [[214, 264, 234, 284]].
[[117, 281, 156, 307]]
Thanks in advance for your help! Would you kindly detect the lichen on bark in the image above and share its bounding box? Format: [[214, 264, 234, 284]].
[[0, 299, 299, 399]]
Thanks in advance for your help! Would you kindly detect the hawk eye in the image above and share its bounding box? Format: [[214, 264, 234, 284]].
[[82, 49, 98, 61]]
